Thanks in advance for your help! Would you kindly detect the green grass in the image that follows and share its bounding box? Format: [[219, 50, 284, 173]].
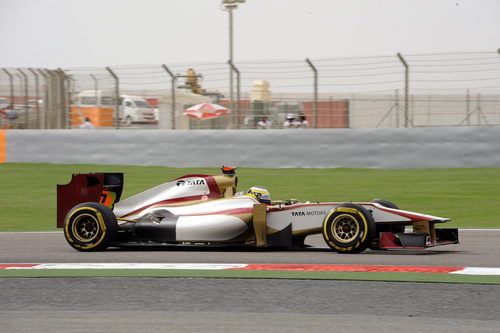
[[1, 269, 499, 284], [1, 163, 499, 231]]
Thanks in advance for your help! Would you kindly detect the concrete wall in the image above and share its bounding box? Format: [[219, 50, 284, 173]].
[[4, 127, 500, 169]]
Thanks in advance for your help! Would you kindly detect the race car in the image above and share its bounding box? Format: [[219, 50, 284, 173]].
[[56, 166, 459, 253]]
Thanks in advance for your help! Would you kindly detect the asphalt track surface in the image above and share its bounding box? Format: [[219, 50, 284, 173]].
[[0, 229, 498, 267], [1, 230, 500, 333]]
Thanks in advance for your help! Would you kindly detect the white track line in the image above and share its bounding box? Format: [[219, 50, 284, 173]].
[[4, 263, 247, 270], [450, 267, 500, 276], [2, 263, 500, 276]]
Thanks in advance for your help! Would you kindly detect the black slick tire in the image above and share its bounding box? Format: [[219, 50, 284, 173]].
[[372, 199, 406, 234], [322, 203, 375, 254], [63, 202, 118, 252]]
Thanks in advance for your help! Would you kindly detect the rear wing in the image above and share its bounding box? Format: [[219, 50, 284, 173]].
[[56, 173, 123, 228]]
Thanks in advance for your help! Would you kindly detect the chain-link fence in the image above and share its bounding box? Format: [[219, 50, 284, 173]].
[[1, 51, 499, 129], [0, 69, 71, 129]]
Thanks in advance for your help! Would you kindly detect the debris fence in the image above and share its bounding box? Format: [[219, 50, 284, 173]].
[[1, 51, 499, 129]]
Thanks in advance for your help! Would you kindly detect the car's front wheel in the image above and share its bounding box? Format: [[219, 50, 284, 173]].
[[63, 202, 118, 252], [322, 203, 375, 253], [372, 199, 406, 234]]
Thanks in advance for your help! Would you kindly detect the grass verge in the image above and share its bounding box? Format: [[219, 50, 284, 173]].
[[1, 163, 499, 231]]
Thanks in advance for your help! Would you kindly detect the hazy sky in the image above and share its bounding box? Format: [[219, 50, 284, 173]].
[[1, 0, 499, 68]]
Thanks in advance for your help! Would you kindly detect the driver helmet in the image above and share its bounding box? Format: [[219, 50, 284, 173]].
[[246, 186, 271, 204]]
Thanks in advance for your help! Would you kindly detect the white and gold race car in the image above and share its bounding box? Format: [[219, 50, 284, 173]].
[[57, 167, 458, 253]]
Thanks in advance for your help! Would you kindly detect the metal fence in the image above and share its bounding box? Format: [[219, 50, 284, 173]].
[[1, 50, 500, 129], [0, 69, 70, 129]]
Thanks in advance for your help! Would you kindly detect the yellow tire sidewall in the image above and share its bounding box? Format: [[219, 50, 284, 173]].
[[64, 206, 108, 250], [323, 206, 369, 252]]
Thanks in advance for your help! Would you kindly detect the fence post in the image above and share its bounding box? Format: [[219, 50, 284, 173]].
[[51, 69, 61, 129], [106, 67, 120, 129], [228, 60, 240, 129], [90, 75, 99, 126], [162, 64, 176, 129], [305, 58, 318, 128], [376, 89, 402, 128], [18, 69, 29, 128], [2, 69, 14, 105], [55, 69, 68, 129], [397, 53, 409, 128], [59, 68, 75, 128], [46, 70, 60, 129], [37, 69, 49, 129], [90, 74, 98, 92], [28, 68, 41, 129]]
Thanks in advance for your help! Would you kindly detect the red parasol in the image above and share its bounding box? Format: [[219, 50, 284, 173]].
[[183, 103, 230, 120]]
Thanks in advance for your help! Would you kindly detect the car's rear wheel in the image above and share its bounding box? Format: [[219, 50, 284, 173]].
[[322, 203, 375, 253], [63, 202, 118, 252]]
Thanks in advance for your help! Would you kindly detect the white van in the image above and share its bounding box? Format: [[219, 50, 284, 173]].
[[119, 95, 155, 125], [75, 90, 155, 125]]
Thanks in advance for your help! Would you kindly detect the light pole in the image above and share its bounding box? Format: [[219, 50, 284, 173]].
[[221, 0, 245, 110]]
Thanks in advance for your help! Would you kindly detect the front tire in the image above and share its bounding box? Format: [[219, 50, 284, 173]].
[[322, 203, 375, 253], [63, 202, 118, 252], [372, 199, 406, 234]]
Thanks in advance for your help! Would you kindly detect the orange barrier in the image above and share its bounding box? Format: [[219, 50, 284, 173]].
[[0, 130, 5, 163], [70, 107, 115, 127]]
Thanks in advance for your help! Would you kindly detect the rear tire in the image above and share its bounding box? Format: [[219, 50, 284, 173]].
[[322, 203, 375, 253], [63, 202, 118, 252]]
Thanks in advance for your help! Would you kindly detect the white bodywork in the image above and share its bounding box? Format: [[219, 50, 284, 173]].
[[114, 176, 257, 241], [113, 176, 212, 218], [58, 170, 456, 252], [176, 215, 248, 241], [110, 173, 449, 244], [267, 202, 447, 232]]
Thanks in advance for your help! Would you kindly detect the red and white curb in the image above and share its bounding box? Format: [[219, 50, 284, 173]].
[[1, 263, 500, 276]]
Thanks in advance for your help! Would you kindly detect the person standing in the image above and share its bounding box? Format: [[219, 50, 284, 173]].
[[257, 116, 272, 129], [79, 117, 95, 129], [2, 105, 18, 129], [0, 105, 4, 127], [295, 115, 309, 129], [283, 114, 295, 128]]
